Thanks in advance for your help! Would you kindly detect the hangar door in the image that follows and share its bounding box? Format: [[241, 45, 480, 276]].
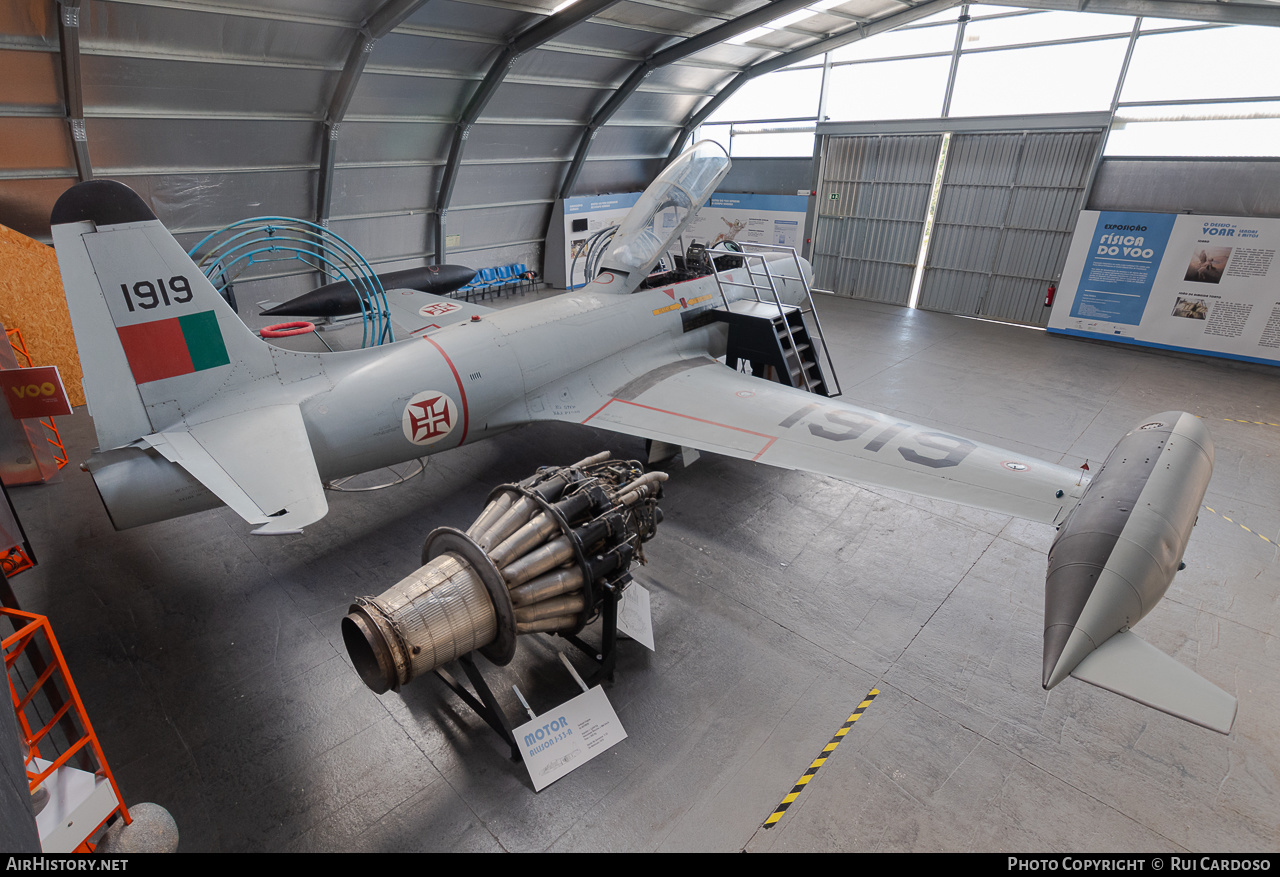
[[811, 134, 943, 305], [916, 130, 1102, 326]]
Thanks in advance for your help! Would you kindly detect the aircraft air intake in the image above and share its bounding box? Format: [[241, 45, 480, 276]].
[[341, 453, 666, 694]]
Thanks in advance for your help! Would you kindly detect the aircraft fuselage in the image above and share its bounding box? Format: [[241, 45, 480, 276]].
[[295, 263, 809, 482]]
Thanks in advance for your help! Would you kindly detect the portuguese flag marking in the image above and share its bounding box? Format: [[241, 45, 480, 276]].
[[116, 311, 230, 384]]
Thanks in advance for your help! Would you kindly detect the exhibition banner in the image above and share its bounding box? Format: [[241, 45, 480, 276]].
[[1, 366, 72, 419], [684, 193, 807, 250], [554, 192, 643, 288], [564, 192, 643, 257], [1067, 211, 1176, 325], [1048, 211, 1280, 367]]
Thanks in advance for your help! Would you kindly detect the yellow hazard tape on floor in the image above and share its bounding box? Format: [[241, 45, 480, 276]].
[[763, 687, 879, 829], [1204, 506, 1276, 546]]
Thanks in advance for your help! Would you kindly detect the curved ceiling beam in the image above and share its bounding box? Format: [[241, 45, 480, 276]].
[[56, 0, 91, 182], [316, 0, 433, 225], [433, 0, 625, 262], [557, 0, 825, 200], [667, 0, 959, 162]]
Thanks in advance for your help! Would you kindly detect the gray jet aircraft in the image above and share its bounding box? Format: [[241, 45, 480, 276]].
[[49, 141, 1236, 733]]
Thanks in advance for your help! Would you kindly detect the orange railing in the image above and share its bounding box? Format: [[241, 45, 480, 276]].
[[4, 608, 130, 851]]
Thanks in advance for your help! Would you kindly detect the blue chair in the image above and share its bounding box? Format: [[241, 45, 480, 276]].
[[512, 263, 532, 294], [494, 265, 517, 296], [457, 272, 484, 301], [477, 267, 499, 299]]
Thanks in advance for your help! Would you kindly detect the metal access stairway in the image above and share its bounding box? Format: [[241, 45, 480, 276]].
[[706, 243, 841, 398]]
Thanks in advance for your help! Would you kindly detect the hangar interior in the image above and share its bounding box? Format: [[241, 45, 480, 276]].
[[2, 0, 1279, 853]]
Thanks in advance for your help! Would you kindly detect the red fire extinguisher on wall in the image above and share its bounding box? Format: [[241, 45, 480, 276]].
[[1044, 280, 1057, 308]]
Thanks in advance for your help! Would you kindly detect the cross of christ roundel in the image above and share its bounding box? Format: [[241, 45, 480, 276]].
[[402, 390, 458, 445]]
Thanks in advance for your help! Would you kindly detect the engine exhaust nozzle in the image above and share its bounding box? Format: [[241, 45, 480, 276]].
[[343, 453, 666, 693]]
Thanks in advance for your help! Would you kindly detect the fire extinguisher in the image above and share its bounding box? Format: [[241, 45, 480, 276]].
[[1044, 282, 1057, 308]]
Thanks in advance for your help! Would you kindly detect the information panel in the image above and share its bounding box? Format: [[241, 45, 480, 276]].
[[515, 686, 627, 792], [1049, 211, 1280, 367], [1, 365, 72, 419], [683, 193, 807, 250]]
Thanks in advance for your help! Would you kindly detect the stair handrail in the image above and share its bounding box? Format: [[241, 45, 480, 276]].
[[780, 244, 842, 398], [710, 242, 842, 397], [754, 253, 815, 392]]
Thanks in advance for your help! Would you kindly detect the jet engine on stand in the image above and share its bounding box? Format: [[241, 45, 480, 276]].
[[342, 453, 666, 695]]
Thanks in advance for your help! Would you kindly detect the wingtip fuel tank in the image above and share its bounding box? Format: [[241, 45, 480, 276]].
[[1044, 411, 1235, 733]]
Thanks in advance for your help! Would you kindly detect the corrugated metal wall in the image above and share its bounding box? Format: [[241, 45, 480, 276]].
[[4, 0, 847, 289], [917, 129, 1101, 326], [1089, 157, 1280, 217], [811, 134, 941, 304], [721, 157, 812, 195]]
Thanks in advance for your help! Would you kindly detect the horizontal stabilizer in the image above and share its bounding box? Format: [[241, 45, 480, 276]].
[[382, 290, 493, 335], [143, 404, 327, 535], [1070, 630, 1237, 734]]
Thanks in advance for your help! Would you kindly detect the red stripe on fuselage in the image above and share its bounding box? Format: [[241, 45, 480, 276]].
[[423, 334, 469, 446]]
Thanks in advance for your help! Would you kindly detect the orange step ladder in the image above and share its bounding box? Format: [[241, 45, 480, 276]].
[[4, 608, 130, 852]]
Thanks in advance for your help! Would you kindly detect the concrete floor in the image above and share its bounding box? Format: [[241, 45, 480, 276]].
[[6, 291, 1279, 852]]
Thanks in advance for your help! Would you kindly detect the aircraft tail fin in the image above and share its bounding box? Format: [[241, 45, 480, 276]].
[[51, 179, 282, 450], [1070, 630, 1237, 734], [52, 180, 332, 533]]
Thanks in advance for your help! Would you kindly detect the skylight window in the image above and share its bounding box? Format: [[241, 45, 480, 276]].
[[726, 1, 844, 45]]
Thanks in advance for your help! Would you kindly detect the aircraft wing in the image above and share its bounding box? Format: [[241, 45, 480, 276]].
[[572, 357, 1085, 525], [142, 404, 327, 535]]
